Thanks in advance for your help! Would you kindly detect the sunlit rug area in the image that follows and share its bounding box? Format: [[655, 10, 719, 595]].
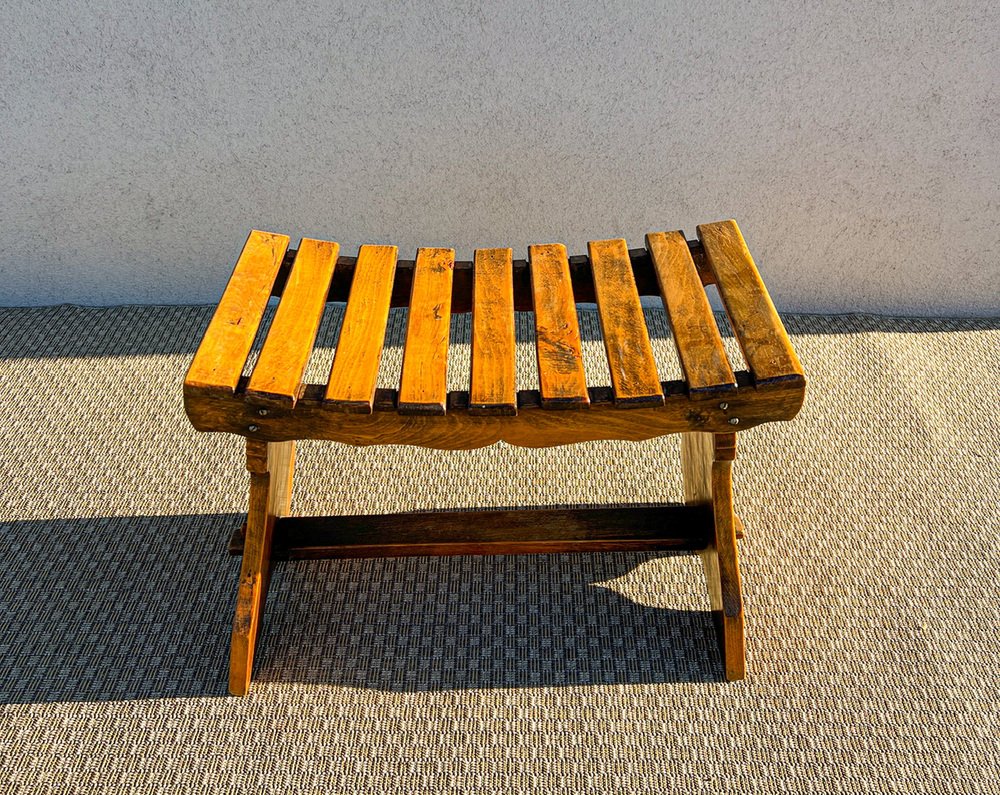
[[0, 305, 996, 793]]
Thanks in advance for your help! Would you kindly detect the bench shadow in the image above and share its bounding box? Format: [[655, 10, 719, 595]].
[[254, 547, 723, 692], [0, 513, 723, 705]]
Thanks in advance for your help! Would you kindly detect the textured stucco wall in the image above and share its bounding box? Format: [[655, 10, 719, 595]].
[[2, 1, 997, 313]]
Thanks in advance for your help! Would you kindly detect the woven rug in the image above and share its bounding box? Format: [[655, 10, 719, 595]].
[[0, 305, 997, 793]]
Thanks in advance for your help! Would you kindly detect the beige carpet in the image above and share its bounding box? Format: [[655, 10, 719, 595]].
[[0, 305, 997, 794]]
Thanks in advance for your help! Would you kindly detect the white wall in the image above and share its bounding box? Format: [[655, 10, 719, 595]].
[[2, 1, 997, 314]]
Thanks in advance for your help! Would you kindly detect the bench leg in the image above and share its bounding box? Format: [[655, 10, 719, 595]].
[[681, 431, 745, 680], [229, 438, 295, 695]]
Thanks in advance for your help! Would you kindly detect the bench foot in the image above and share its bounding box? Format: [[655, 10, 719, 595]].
[[229, 439, 294, 696], [682, 431, 745, 680]]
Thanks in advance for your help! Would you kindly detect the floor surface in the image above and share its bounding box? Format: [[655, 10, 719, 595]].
[[0, 306, 997, 793]]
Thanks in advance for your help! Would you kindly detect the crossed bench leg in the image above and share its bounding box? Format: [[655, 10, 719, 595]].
[[228, 432, 744, 694], [230, 439, 294, 696], [681, 431, 745, 680]]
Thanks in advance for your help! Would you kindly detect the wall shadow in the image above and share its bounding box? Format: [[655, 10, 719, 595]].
[[0, 513, 723, 705], [0, 514, 239, 704], [0, 304, 993, 361]]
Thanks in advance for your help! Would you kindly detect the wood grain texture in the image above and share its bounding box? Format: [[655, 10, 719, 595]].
[[680, 431, 714, 506], [683, 430, 745, 681], [245, 238, 339, 406], [588, 238, 663, 407], [185, 377, 804, 449], [398, 248, 454, 415], [647, 231, 736, 397], [324, 245, 398, 413], [185, 230, 289, 395], [229, 505, 713, 559], [706, 449, 745, 681], [230, 439, 294, 696], [528, 244, 589, 409], [190, 226, 812, 691], [697, 220, 804, 387], [470, 247, 516, 415]]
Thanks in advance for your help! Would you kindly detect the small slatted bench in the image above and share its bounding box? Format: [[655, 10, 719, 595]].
[[184, 219, 805, 695]]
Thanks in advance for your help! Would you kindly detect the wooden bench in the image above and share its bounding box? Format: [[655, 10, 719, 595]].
[[184, 219, 805, 695]]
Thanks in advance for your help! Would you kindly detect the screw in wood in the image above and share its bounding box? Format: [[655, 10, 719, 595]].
[[719, 402, 729, 410], [248, 424, 259, 432], [728, 417, 739, 425], [258, 409, 268, 416]]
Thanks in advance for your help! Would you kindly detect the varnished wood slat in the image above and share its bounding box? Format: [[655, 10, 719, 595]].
[[588, 238, 663, 406], [245, 239, 339, 406], [470, 247, 516, 415], [398, 248, 454, 415], [228, 504, 713, 559], [647, 231, 736, 397], [528, 244, 589, 409], [185, 230, 290, 395], [324, 245, 398, 413], [185, 375, 806, 448], [697, 220, 804, 387]]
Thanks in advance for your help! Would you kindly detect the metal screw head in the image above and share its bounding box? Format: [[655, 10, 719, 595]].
[[728, 417, 739, 425], [719, 402, 729, 410], [248, 424, 259, 432], [257, 408, 268, 416]]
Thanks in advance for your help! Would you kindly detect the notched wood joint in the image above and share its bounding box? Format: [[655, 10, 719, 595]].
[[245, 440, 269, 473], [713, 433, 737, 461]]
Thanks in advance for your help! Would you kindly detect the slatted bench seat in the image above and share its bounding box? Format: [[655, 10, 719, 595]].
[[184, 219, 805, 695]]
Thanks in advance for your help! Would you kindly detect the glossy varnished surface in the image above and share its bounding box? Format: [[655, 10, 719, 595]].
[[470, 248, 516, 415], [588, 238, 664, 407], [185, 230, 289, 395], [398, 248, 454, 415], [246, 239, 339, 406], [324, 245, 398, 413], [184, 220, 805, 446], [185, 377, 804, 448], [183, 222, 801, 691], [528, 244, 589, 409], [698, 220, 803, 387], [647, 231, 736, 397]]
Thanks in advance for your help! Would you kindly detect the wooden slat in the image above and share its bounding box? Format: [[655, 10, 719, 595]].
[[245, 238, 339, 406], [528, 244, 589, 409], [228, 504, 713, 559], [697, 220, 804, 386], [588, 238, 664, 406], [398, 248, 455, 415], [470, 247, 516, 415], [324, 245, 398, 413], [647, 231, 736, 397], [185, 230, 289, 394]]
